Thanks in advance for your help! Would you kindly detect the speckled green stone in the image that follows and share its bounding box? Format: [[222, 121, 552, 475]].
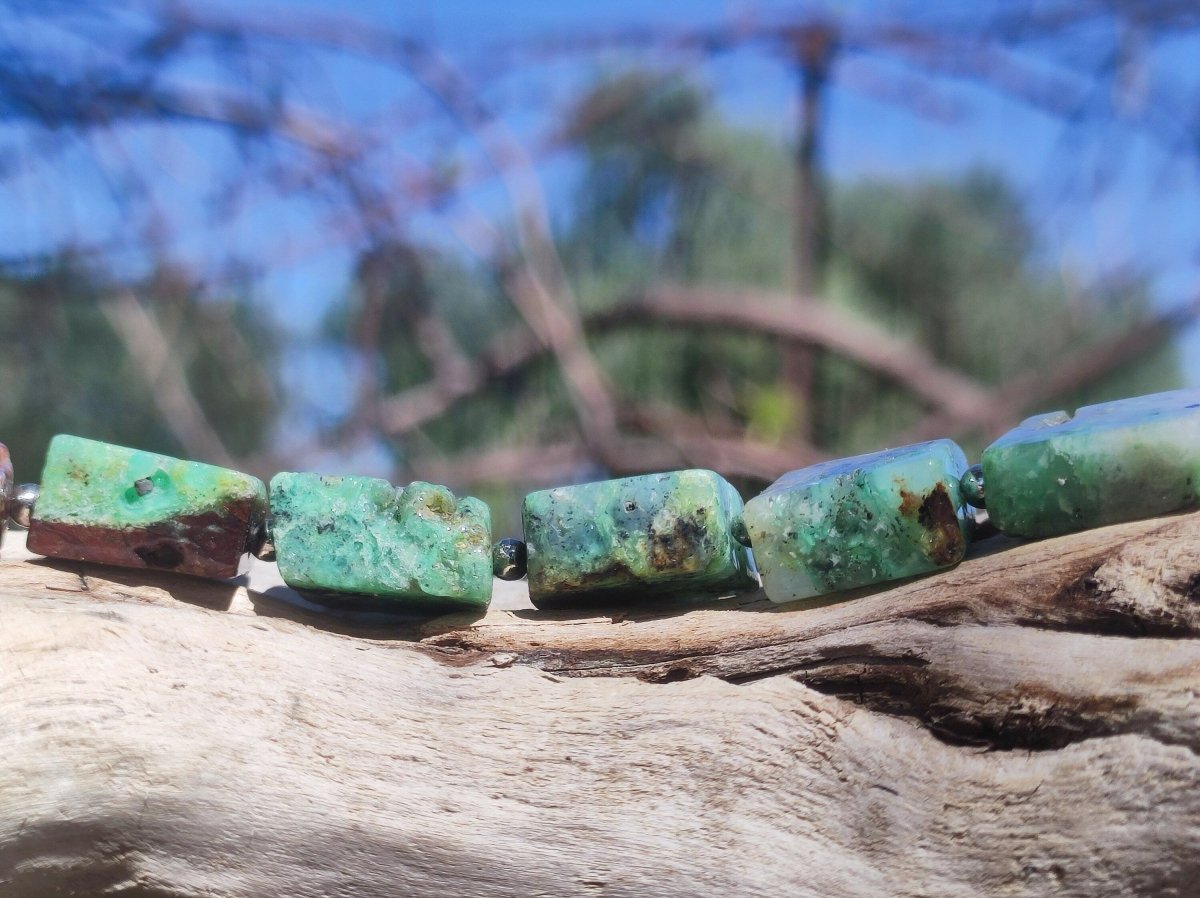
[[743, 440, 971, 603], [269, 473, 492, 610], [982, 389, 1200, 538], [27, 434, 268, 578], [523, 469, 755, 607]]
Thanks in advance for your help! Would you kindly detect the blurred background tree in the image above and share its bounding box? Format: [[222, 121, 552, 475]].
[[0, 1, 1195, 526], [0, 259, 278, 470]]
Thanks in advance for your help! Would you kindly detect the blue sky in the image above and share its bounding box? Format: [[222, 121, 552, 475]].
[[2, 0, 1197, 458]]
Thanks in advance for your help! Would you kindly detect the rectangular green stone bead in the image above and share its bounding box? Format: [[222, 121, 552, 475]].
[[982, 389, 1200, 538], [27, 434, 268, 579], [743, 440, 971, 603], [522, 469, 755, 608], [269, 473, 493, 610]]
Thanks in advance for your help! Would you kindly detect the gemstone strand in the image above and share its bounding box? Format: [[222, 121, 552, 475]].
[[6, 387, 1199, 611]]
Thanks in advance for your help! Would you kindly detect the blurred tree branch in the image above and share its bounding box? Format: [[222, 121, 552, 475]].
[[899, 295, 1200, 445], [378, 286, 992, 440], [100, 291, 237, 467], [0, 1, 1195, 488]]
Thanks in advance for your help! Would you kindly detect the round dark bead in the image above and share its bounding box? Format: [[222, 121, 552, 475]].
[[960, 464, 985, 508], [492, 537, 527, 581], [731, 517, 752, 548], [249, 516, 277, 562]]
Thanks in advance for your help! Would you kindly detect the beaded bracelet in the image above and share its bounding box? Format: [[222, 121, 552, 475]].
[[2, 387, 1196, 613]]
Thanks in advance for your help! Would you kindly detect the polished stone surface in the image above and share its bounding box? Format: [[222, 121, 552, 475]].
[[270, 473, 492, 610], [492, 537, 527, 581], [744, 439, 971, 603], [982, 388, 1200, 538], [28, 434, 268, 578], [960, 464, 986, 508], [523, 468, 755, 608]]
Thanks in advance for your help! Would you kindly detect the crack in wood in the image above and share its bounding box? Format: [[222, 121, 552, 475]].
[[417, 514, 1200, 755]]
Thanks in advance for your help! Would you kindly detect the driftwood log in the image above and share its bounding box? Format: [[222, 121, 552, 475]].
[[2, 513, 1200, 897]]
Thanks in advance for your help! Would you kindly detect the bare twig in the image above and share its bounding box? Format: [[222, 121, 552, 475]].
[[394, 43, 623, 463], [166, 9, 624, 465], [783, 23, 837, 439], [898, 297, 1200, 444], [100, 290, 237, 467], [377, 285, 992, 438]]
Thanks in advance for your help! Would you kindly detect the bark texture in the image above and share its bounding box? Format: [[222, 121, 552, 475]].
[[2, 513, 1199, 897]]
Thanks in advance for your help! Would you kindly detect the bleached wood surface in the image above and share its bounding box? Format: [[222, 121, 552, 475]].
[[2, 515, 1199, 897]]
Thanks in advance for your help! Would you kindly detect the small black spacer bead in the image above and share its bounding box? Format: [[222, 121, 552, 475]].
[[960, 464, 985, 508], [492, 537, 527, 581], [249, 516, 277, 562], [731, 517, 752, 548]]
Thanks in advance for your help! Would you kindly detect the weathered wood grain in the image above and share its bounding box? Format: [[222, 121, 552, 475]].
[[2, 514, 1198, 896]]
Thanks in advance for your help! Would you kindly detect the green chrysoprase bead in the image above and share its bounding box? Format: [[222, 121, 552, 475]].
[[523, 469, 754, 608], [982, 389, 1200, 538], [743, 440, 971, 603], [27, 434, 268, 578], [269, 473, 492, 610]]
